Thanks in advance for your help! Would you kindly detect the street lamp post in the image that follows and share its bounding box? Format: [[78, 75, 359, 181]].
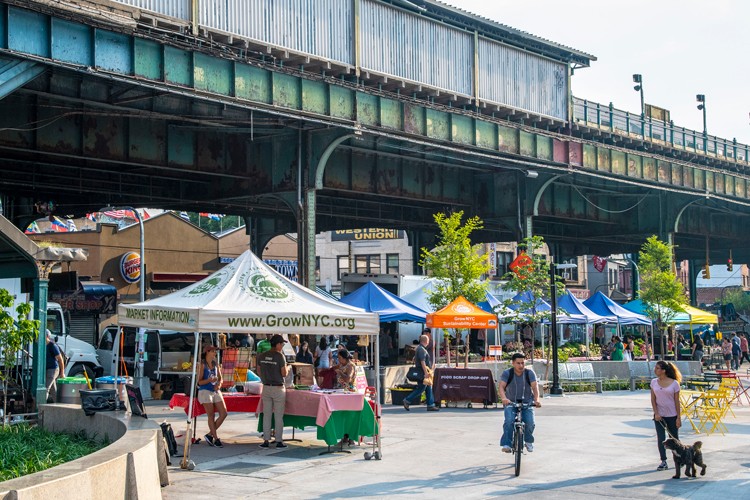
[[696, 94, 707, 152], [549, 261, 577, 396], [632, 74, 645, 118], [102, 206, 148, 398]]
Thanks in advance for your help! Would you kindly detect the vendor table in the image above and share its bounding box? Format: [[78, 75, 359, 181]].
[[169, 393, 260, 417], [257, 389, 377, 447], [432, 367, 498, 408]]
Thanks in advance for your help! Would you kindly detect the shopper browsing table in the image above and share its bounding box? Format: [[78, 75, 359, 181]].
[[258, 334, 290, 449]]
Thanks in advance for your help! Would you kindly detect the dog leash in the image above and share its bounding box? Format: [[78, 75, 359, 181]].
[[658, 419, 680, 441]]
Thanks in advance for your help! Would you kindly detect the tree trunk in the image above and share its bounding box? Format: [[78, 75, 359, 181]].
[[445, 334, 450, 367], [464, 329, 469, 369]]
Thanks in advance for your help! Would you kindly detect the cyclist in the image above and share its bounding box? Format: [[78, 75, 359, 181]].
[[499, 352, 541, 453]]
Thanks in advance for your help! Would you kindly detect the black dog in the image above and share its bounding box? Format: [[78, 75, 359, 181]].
[[663, 438, 707, 479]]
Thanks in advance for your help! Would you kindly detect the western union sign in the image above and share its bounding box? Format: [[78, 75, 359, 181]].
[[331, 228, 404, 241]]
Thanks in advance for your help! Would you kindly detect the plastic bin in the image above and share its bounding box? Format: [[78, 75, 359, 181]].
[[95, 376, 133, 402], [57, 377, 89, 404]]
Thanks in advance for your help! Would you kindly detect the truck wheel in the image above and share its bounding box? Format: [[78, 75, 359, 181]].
[[68, 364, 95, 382]]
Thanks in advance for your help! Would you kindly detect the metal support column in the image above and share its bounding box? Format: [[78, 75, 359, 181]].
[[32, 271, 49, 407]]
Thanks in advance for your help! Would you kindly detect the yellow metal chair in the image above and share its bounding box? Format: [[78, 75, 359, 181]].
[[679, 390, 704, 434], [720, 377, 742, 412], [696, 388, 731, 435]]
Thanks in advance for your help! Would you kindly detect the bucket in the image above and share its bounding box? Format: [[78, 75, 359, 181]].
[[57, 377, 89, 404], [95, 376, 133, 402]]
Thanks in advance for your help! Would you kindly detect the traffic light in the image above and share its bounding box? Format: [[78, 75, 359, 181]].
[[727, 259, 733, 272], [701, 264, 710, 280]]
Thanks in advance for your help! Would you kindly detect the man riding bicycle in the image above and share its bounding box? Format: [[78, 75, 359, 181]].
[[499, 352, 541, 453]]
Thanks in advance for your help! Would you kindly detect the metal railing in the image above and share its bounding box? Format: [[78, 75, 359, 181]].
[[572, 97, 749, 163]]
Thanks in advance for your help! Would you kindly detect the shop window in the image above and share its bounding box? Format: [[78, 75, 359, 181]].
[[495, 251, 513, 277], [355, 254, 381, 273], [337, 256, 350, 280], [386, 253, 399, 274]]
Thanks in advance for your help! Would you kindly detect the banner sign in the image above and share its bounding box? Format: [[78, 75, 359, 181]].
[[331, 228, 404, 241]]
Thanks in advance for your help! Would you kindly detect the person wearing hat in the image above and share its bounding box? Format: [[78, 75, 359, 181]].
[[258, 334, 290, 448], [197, 345, 227, 447], [45, 330, 65, 403]]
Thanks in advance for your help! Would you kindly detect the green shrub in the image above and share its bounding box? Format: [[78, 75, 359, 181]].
[[0, 424, 105, 481]]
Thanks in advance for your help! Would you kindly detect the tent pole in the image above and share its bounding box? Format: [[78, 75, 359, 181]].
[[181, 333, 201, 469], [374, 331, 382, 458]]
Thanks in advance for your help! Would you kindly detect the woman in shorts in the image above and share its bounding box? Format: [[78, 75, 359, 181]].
[[198, 345, 227, 447]]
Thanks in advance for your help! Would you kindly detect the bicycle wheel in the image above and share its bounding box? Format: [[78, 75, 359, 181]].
[[514, 426, 523, 477]]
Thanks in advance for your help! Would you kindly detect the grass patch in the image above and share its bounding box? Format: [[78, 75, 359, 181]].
[[0, 424, 106, 481]]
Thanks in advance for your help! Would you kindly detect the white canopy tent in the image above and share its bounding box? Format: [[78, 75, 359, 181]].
[[118, 250, 380, 466]]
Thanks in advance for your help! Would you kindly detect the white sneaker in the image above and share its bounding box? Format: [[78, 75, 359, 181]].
[[501, 445, 512, 453], [525, 443, 534, 452]]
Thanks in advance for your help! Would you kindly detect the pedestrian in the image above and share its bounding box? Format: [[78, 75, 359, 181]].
[[45, 330, 65, 403], [611, 336, 624, 361], [197, 345, 227, 447], [741, 333, 750, 365], [675, 335, 685, 361], [295, 341, 313, 364], [402, 334, 439, 412], [651, 360, 682, 471], [313, 336, 332, 376], [624, 336, 634, 361], [498, 352, 541, 453], [691, 333, 704, 364], [258, 334, 290, 449], [721, 337, 732, 371], [379, 327, 392, 367], [731, 332, 742, 370]]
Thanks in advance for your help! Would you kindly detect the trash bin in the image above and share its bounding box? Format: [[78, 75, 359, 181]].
[[95, 376, 133, 402], [57, 377, 89, 404]]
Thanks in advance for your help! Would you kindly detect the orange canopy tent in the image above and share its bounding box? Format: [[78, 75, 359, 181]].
[[426, 296, 498, 329]]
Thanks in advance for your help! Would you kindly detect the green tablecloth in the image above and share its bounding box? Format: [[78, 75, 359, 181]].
[[257, 400, 378, 446]]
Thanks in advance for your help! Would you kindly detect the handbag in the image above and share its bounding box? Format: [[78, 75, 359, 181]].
[[314, 356, 320, 368], [406, 367, 422, 382], [422, 371, 433, 387]]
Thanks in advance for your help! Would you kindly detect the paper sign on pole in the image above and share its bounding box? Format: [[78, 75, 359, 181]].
[[488, 345, 503, 356]]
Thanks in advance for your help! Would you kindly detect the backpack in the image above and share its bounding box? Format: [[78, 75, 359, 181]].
[[160, 422, 179, 462], [506, 368, 531, 387]]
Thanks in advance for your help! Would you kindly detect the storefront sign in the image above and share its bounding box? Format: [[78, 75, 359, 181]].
[[331, 228, 404, 241], [120, 252, 141, 283], [50, 292, 116, 315]]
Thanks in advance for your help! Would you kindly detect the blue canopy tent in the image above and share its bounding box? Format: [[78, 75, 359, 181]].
[[583, 292, 651, 326], [340, 281, 428, 323], [558, 291, 614, 324], [622, 299, 690, 323]]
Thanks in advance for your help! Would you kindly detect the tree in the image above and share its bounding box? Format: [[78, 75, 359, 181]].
[[638, 235, 686, 356], [420, 211, 490, 367], [0, 288, 39, 426], [722, 288, 750, 314], [500, 235, 565, 361]]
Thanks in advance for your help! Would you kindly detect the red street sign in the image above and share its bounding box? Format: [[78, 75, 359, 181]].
[[509, 252, 533, 279]]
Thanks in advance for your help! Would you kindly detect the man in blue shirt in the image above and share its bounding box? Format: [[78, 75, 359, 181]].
[[498, 352, 541, 453], [45, 330, 65, 403]]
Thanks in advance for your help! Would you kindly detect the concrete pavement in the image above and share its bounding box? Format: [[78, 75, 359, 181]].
[[149, 390, 750, 499]]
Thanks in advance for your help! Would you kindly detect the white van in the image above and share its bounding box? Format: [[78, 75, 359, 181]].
[[97, 325, 198, 382]]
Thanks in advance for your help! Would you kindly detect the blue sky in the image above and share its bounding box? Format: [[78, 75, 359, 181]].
[[447, 1, 750, 145]]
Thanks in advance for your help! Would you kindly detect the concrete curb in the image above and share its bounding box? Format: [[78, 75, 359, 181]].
[[0, 404, 168, 500]]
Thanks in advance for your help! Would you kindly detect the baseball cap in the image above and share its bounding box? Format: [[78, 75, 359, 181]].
[[270, 334, 287, 346], [203, 345, 217, 353]]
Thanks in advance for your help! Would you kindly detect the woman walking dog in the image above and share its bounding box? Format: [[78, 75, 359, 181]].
[[650, 360, 682, 471]]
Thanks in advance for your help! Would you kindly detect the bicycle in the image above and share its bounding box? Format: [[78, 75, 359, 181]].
[[510, 402, 533, 477]]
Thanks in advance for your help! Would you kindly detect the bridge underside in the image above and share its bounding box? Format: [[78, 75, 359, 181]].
[[0, 62, 747, 265]]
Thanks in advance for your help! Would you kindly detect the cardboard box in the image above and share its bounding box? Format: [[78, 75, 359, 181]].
[[290, 362, 315, 386]]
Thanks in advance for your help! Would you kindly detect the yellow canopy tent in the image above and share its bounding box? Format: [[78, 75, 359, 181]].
[[670, 305, 718, 325]]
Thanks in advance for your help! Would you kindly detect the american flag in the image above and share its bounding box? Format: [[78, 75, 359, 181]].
[[103, 210, 135, 219], [179, 211, 191, 221]]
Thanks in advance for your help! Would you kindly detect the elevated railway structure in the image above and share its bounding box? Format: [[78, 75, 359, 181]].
[[0, 0, 747, 289]]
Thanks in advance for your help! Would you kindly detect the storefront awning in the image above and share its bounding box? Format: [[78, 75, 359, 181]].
[[80, 281, 117, 296]]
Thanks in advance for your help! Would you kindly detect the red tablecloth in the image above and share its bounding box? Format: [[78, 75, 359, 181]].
[[169, 393, 260, 417], [257, 390, 365, 427]]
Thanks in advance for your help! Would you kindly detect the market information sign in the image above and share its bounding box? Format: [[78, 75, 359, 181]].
[[331, 228, 404, 241]]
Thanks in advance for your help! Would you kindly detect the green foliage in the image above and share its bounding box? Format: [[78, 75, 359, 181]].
[[0, 424, 105, 480], [723, 288, 750, 313], [637, 236, 686, 328], [419, 211, 490, 310], [500, 236, 565, 325], [0, 289, 40, 424]]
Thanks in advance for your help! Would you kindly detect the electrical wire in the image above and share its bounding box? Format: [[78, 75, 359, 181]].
[[568, 182, 650, 214]]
